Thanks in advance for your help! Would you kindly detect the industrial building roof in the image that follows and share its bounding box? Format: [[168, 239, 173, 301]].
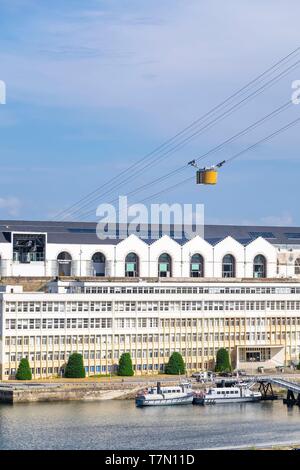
[[0, 220, 299, 246]]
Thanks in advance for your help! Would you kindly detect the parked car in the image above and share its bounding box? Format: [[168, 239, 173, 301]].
[[218, 372, 233, 377]]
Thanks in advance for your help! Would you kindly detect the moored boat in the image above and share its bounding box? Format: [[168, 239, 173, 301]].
[[193, 383, 261, 405], [135, 381, 193, 407]]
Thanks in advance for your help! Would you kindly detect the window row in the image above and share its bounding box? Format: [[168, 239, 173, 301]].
[[5, 301, 112, 313], [5, 317, 160, 330], [5, 318, 112, 330], [5, 327, 300, 351], [83, 286, 300, 295], [57, 251, 269, 278], [5, 299, 300, 314], [5, 314, 300, 331]]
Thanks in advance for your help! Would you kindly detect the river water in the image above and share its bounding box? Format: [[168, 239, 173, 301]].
[[0, 400, 300, 450]]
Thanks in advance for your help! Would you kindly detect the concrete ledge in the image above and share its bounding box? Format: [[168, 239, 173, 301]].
[[0, 380, 184, 403]]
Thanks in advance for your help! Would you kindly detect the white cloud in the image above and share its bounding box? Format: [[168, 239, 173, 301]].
[[259, 213, 293, 226], [2, 1, 300, 117], [206, 212, 294, 227], [0, 197, 22, 217]]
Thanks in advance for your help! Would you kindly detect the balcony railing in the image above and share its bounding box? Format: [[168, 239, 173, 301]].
[[13, 252, 45, 263]]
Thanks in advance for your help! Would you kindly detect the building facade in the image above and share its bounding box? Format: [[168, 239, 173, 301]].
[[0, 220, 300, 279], [1, 220, 300, 379], [1, 279, 300, 379]]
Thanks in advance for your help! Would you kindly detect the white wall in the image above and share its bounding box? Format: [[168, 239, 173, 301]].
[[45, 243, 115, 277], [0, 234, 295, 279], [149, 235, 182, 277], [115, 235, 148, 277], [181, 236, 214, 277], [213, 236, 245, 278], [245, 237, 277, 278]]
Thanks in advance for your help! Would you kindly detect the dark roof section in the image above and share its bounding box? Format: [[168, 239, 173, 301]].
[[0, 220, 300, 246]]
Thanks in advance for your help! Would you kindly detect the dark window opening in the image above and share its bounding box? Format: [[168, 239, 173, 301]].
[[92, 252, 106, 277], [13, 234, 45, 263], [222, 254, 235, 278], [295, 258, 300, 275], [190, 253, 204, 277], [125, 253, 139, 277], [246, 351, 261, 362], [253, 254, 267, 278], [57, 252, 72, 276], [158, 253, 172, 277]]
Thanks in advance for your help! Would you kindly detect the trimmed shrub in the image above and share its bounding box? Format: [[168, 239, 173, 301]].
[[16, 358, 32, 380], [65, 353, 86, 378], [118, 353, 134, 376], [165, 352, 186, 375], [215, 348, 232, 372]]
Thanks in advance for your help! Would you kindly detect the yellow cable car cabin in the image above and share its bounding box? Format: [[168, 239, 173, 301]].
[[196, 168, 218, 185]]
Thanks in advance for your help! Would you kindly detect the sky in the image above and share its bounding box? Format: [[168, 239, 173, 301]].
[[0, 0, 300, 226]]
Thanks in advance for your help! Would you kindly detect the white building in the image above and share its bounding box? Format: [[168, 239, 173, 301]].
[[0, 220, 300, 379], [0, 220, 300, 279]]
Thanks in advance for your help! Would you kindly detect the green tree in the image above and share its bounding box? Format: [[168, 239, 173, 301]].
[[118, 353, 134, 376], [165, 352, 186, 375], [297, 354, 300, 370], [16, 358, 32, 380], [215, 348, 232, 372], [65, 353, 86, 378]]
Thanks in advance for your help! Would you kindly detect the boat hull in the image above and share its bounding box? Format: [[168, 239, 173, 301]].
[[193, 396, 261, 405], [136, 395, 193, 407]]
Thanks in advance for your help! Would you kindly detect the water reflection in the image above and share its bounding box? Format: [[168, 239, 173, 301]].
[[0, 401, 300, 449]]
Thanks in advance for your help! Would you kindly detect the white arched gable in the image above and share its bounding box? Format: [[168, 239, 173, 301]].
[[149, 235, 182, 277], [0, 242, 12, 276], [213, 236, 245, 278], [47, 243, 116, 277], [115, 234, 148, 277], [88, 245, 115, 277], [245, 237, 277, 278], [182, 236, 214, 277]]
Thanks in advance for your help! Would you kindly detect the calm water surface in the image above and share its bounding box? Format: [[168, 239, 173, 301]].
[[0, 400, 300, 450]]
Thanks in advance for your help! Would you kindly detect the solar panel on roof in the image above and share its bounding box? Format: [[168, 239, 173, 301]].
[[284, 233, 300, 239], [205, 238, 222, 245], [68, 228, 96, 233], [236, 238, 253, 245], [248, 231, 275, 239]]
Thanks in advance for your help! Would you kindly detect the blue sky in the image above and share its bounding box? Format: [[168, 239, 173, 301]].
[[0, 0, 300, 225]]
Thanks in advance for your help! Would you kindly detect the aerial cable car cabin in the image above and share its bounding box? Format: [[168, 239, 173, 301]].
[[188, 159, 226, 185], [196, 167, 218, 185]]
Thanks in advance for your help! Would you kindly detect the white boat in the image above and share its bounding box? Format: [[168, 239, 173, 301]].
[[135, 381, 193, 407], [193, 383, 261, 405]]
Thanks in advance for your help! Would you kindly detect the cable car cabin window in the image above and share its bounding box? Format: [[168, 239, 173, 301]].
[[190, 254, 204, 277], [125, 253, 139, 277], [222, 254, 236, 278], [13, 234, 46, 263], [158, 253, 172, 277], [253, 255, 267, 278]]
